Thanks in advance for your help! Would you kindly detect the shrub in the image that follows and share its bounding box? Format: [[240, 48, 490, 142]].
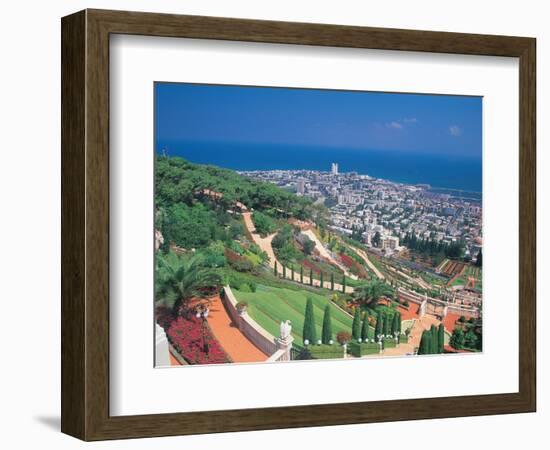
[[348, 341, 379, 357], [336, 331, 352, 345], [237, 283, 252, 293], [252, 211, 276, 236], [308, 344, 344, 359], [228, 257, 254, 273], [236, 301, 248, 312]]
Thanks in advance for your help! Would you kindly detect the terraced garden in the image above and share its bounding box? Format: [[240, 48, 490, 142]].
[[450, 265, 482, 290], [233, 284, 373, 348]]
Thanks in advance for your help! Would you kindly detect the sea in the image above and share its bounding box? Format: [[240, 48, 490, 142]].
[[156, 141, 482, 193]]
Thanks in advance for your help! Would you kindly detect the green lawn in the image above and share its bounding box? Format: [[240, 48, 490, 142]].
[[233, 284, 359, 347]]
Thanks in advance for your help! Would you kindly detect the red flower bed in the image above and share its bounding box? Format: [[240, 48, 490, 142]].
[[339, 253, 369, 278], [301, 258, 322, 274], [157, 308, 231, 365], [339, 253, 355, 268]]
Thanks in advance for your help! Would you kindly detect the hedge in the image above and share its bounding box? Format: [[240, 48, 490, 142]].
[[348, 341, 380, 357], [308, 344, 345, 359]]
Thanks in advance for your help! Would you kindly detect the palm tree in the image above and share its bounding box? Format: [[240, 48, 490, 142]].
[[353, 279, 394, 308], [155, 252, 222, 316]]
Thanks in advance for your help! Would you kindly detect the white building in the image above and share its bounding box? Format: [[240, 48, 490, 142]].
[[331, 162, 339, 175], [381, 235, 400, 252]]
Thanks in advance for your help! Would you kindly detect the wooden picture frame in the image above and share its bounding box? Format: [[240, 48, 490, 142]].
[[61, 9, 536, 441]]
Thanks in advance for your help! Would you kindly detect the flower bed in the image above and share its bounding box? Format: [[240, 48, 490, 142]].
[[157, 308, 232, 365], [301, 258, 322, 274], [340, 253, 369, 278]]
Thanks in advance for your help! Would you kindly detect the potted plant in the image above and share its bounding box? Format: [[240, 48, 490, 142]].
[[236, 301, 248, 314], [336, 331, 352, 358]]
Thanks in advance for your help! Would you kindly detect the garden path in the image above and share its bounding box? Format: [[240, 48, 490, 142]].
[[351, 246, 386, 280], [242, 212, 354, 293], [207, 295, 268, 363]]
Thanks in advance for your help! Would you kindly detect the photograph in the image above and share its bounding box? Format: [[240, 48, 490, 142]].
[[153, 83, 483, 367]]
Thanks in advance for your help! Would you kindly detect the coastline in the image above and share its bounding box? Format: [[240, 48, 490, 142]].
[[155, 144, 482, 193]]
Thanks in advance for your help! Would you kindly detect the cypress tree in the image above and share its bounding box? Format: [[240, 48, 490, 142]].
[[476, 249, 482, 267], [309, 269, 313, 286], [352, 307, 361, 341], [342, 275, 347, 293], [330, 273, 335, 290], [321, 305, 333, 344], [291, 265, 295, 281], [274, 260, 278, 277], [396, 312, 402, 334], [302, 298, 317, 344], [438, 323, 445, 353], [430, 325, 438, 354], [418, 330, 432, 355], [375, 311, 383, 337], [320, 272, 324, 289], [283, 265, 286, 279], [361, 315, 370, 341], [300, 266, 304, 284], [391, 313, 399, 336], [383, 313, 390, 336]]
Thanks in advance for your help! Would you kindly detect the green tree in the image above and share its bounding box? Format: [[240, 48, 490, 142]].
[[330, 273, 335, 291], [320, 272, 324, 289], [302, 236, 315, 255], [476, 249, 483, 267], [396, 311, 402, 334], [430, 325, 438, 353], [361, 316, 370, 341], [321, 305, 333, 344], [438, 323, 445, 353], [282, 265, 287, 279], [391, 313, 399, 336], [302, 298, 317, 345], [464, 329, 478, 349], [342, 275, 347, 293], [291, 265, 295, 281], [300, 266, 304, 284], [418, 330, 432, 355], [372, 231, 381, 248], [274, 260, 278, 277], [375, 311, 383, 337], [252, 211, 276, 236], [382, 314, 390, 336], [309, 269, 313, 286], [450, 327, 465, 350], [353, 279, 393, 308], [155, 252, 222, 316], [352, 307, 362, 341]]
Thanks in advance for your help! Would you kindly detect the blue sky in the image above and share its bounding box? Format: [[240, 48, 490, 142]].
[[155, 82, 482, 159]]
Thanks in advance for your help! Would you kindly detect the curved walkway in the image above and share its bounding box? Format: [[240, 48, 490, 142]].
[[242, 212, 354, 293], [302, 229, 356, 279], [207, 295, 268, 363], [351, 246, 385, 280]]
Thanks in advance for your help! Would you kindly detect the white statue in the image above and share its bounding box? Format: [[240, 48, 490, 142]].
[[279, 320, 292, 340]]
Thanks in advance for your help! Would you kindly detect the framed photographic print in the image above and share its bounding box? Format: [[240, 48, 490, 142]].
[[61, 9, 536, 441]]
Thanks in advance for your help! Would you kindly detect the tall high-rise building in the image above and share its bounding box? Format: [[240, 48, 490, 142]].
[[296, 179, 305, 195], [331, 162, 339, 175]]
